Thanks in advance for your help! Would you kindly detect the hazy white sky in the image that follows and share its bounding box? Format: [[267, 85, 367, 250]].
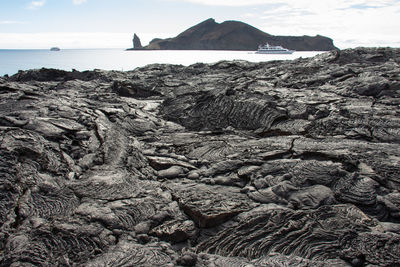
[[1, 0, 399, 49]]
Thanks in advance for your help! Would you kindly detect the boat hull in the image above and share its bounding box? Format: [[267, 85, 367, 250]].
[[255, 50, 294, 54]]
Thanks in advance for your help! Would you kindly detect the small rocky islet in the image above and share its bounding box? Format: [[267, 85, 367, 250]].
[[1, 47, 400, 266]]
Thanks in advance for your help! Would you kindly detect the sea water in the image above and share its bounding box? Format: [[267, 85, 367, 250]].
[[0, 49, 322, 76]]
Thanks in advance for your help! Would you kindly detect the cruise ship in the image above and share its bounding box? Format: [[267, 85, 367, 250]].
[[255, 43, 294, 54]]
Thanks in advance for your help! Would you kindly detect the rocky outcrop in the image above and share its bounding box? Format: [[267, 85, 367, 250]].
[[1, 47, 400, 266], [139, 18, 337, 51], [132, 33, 142, 49]]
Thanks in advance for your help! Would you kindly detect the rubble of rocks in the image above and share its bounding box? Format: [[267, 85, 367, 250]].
[[1, 47, 400, 266]]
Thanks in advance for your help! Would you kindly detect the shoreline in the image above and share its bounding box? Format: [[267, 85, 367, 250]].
[[0, 50, 324, 77]]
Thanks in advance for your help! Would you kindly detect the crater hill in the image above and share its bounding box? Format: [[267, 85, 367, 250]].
[[1, 47, 400, 266], [130, 18, 337, 51]]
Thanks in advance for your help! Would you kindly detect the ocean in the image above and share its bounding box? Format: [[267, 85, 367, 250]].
[[0, 49, 322, 76]]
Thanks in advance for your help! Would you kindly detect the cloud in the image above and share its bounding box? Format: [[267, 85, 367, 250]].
[[241, 13, 257, 18], [27, 0, 46, 9], [234, 0, 400, 48], [0, 21, 27, 25], [166, 0, 278, 6], [73, 0, 88, 4], [171, 0, 398, 8]]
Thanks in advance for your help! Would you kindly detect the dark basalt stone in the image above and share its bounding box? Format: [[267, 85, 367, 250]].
[[0, 47, 400, 266], [112, 80, 162, 98], [132, 33, 142, 49]]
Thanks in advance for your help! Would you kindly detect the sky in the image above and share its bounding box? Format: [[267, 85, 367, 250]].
[[0, 0, 399, 49]]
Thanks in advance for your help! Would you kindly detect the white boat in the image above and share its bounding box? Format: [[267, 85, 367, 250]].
[[255, 43, 294, 54]]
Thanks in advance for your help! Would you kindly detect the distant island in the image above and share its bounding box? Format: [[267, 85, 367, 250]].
[[128, 18, 337, 51]]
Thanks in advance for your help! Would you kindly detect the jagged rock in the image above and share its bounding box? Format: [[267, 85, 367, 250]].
[[149, 220, 196, 243], [132, 33, 142, 49], [197, 204, 381, 261], [112, 80, 161, 98], [196, 253, 349, 266], [157, 166, 186, 179], [162, 92, 287, 131], [1, 47, 400, 266], [177, 251, 197, 266], [169, 182, 255, 228], [85, 240, 177, 266]]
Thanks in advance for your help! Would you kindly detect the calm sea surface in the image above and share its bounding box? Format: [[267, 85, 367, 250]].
[[0, 49, 322, 76]]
